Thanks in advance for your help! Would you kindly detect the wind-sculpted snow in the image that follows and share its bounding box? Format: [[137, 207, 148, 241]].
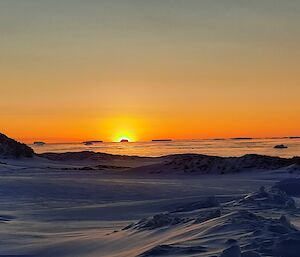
[[124, 208, 299, 256], [128, 153, 300, 175], [240, 186, 296, 209], [35, 150, 300, 175], [123, 213, 185, 231], [273, 178, 300, 196], [123, 196, 222, 232], [193, 209, 222, 224], [0, 215, 15, 223], [164, 154, 300, 173], [1, 151, 300, 257], [172, 196, 220, 212], [118, 187, 299, 257], [219, 245, 241, 257], [139, 244, 207, 256], [275, 232, 300, 257]]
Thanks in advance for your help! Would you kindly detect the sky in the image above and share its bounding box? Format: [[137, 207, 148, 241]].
[[1, 0, 299, 142]]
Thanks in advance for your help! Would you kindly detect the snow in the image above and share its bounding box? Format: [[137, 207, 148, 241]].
[[220, 245, 241, 257], [0, 153, 300, 256]]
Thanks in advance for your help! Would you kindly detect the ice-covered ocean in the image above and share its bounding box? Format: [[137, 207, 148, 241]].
[[31, 137, 300, 157]]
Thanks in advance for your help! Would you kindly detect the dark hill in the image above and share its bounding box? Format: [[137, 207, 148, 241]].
[[0, 133, 34, 158], [127, 153, 300, 175]]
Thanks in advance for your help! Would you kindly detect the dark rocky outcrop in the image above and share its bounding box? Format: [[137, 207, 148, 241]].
[[0, 133, 34, 158], [274, 144, 288, 149]]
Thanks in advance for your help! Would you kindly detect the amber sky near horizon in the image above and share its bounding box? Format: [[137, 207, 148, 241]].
[[0, 0, 300, 143]]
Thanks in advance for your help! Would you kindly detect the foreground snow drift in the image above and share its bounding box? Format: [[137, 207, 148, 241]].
[[0, 168, 299, 257], [110, 186, 300, 257]]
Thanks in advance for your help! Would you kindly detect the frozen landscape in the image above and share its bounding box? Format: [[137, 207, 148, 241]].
[[2, 1, 300, 256], [1, 133, 300, 257]]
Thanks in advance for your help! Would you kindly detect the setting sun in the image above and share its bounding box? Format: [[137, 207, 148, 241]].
[[114, 133, 135, 143], [99, 116, 142, 142], [118, 137, 130, 142], [112, 127, 136, 142]]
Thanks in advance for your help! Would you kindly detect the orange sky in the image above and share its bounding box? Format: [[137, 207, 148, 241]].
[[1, 1, 300, 143]]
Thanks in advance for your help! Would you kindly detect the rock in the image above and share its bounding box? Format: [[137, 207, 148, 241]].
[[274, 144, 288, 149], [0, 133, 34, 158], [33, 141, 45, 146], [220, 245, 241, 257]]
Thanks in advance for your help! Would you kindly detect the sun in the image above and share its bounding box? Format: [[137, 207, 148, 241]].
[[103, 116, 140, 142], [113, 132, 135, 142], [118, 137, 130, 142]]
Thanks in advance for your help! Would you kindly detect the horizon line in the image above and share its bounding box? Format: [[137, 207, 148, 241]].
[[26, 136, 300, 145]]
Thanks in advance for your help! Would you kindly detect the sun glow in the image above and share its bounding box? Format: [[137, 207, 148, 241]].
[[100, 116, 143, 142], [114, 133, 135, 142], [118, 137, 130, 142], [113, 128, 136, 142]]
